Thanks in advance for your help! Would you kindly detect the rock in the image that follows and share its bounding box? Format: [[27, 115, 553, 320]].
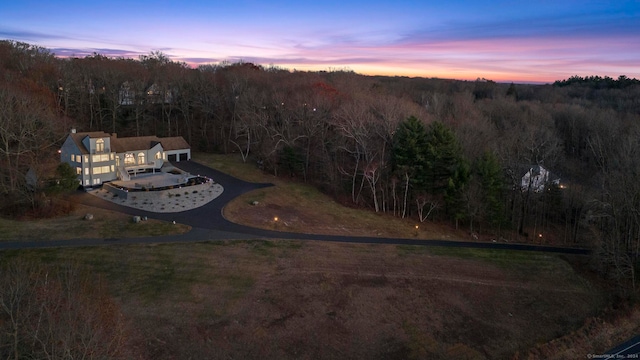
[[132, 216, 141, 223], [84, 213, 94, 220], [250, 200, 259, 206]]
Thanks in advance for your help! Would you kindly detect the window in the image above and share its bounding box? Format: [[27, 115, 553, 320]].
[[71, 154, 75, 162], [83, 155, 88, 163], [92, 166, 111, 175], [124, 153, 135, 165], [138, 152, 145, 165], [110, 165, 115, 172], [155, 151, 162, 160], [96, 138, 104, 153], [92, 154, 110, 162], [110, 153, 114, 160], [93, 178, 101, 185], [84, 168, 89, 176], [85, 179, 89, 186], [76, 167, 81, 175]]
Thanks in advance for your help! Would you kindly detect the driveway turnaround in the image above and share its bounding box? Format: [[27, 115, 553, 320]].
[[0, 160, 591, 255]]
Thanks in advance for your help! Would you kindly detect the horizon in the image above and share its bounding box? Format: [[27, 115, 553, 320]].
[[1, 1, 639, 84]]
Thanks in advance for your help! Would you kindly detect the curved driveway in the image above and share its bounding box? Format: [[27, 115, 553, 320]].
[[0, 161, 590, 255]]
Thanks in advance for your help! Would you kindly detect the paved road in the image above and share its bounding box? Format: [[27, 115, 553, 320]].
[[0, 160, 590, 255], [603, 335, 640, 358]]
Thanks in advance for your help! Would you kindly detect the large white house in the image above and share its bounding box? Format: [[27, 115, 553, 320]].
[[60, 130, 191, 187]]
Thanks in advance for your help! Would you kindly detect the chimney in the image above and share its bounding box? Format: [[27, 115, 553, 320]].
[[112, 133, 117, 138]]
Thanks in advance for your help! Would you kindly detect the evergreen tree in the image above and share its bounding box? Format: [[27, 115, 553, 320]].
[[422, 121, 470, 224], [446, 158, 471, 227], [424, 121, 464, 196], [46, 163, 80, 194], [476, 151, 506, 229], [392, 116, 429, 191]]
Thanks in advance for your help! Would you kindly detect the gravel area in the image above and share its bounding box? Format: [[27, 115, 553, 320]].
[[89, 181, 223, 213]]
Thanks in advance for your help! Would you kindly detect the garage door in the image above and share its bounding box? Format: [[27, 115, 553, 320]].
[[168, 154, 177, 162], [179, 153, 188, 161]]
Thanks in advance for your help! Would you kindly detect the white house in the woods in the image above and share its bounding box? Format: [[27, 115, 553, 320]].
[[60, 130, 191, 187], [520, 165, 560, 193], [118, 82, 174, 106]]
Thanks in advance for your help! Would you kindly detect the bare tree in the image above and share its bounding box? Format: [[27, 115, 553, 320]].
[[0, 260, 127, 360]]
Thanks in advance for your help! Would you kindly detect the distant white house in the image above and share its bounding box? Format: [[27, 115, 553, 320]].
[[118, 82, 174, 106], [118, 81, 136, 106], [60, 130, 191, 187], [521, 165, 560, 193]]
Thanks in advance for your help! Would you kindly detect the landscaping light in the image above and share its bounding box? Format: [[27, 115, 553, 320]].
[[274, 216, 278, 222], [415, 225, 419, 229]]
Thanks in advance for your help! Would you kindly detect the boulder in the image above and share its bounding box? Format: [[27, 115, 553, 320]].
[[84, 213, 94, 221]]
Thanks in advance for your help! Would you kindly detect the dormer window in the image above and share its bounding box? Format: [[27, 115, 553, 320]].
[[96, 138, 105, 153]]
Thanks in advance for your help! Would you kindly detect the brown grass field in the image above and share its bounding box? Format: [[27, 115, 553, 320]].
[[0, 202, 190, 242], [1, 153, 633, 359], [2, 240, 607, 359]]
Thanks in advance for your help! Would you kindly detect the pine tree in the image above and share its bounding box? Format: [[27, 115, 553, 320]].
[[424, 121, 464, 196], [476, 150, 506, 229], [423, 121, 469, 224], [392, 115, 429, 190], [392, 116, 429, 217]]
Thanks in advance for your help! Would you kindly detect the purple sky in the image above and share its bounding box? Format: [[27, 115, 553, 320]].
[[1, 0, 639, 83]]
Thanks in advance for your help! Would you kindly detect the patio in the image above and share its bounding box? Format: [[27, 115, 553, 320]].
[[112, 172, 189, 189]]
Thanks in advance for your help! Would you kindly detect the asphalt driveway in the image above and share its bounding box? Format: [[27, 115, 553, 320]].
[[0, 160, 591, 254]]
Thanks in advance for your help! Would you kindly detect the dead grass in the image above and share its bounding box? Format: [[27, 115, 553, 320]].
[[194, 153, 466, 240], [518, 304, 640, 359], [2, 240, 605, 360], [0, 203, 190, 242]]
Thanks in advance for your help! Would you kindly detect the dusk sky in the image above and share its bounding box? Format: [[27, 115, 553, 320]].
[[1, 0, 639, 83]]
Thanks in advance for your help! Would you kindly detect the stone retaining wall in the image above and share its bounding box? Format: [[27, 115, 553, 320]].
[[103, 180, 214, 201], [104, 182, 129, 199]]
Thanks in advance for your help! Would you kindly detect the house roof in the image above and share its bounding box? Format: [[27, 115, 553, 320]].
[[68, 131, 189, 154], [68, 131, 111, 154], [160, 136, 191, 151], [111, 136, 161, 153]]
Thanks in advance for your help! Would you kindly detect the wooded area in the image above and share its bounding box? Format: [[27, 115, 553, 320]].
[[1, 40, 639, 289]]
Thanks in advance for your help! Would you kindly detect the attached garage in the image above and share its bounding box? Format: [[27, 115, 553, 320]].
[[161, 137, 191, 163]]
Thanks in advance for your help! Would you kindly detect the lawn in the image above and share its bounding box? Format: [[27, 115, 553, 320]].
[[0, 202, 190, 242], [194, 152, 466, 240], [0, 240, 605, 359]]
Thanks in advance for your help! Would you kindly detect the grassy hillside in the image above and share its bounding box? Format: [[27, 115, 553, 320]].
[[1, 241, 604, 359], [0, 202, 190, 242], [196, 152, 468, 241]]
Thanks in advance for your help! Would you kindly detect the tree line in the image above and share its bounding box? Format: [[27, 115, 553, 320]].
[[1, 40, 639, 290]]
